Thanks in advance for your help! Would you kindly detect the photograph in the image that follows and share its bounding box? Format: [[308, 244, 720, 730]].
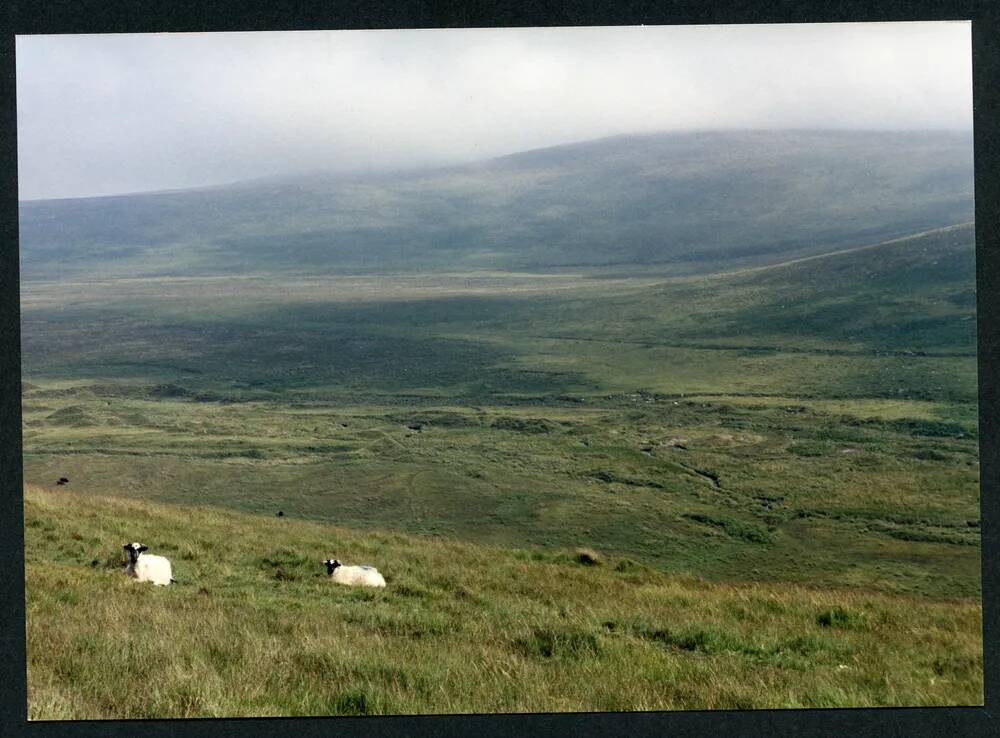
[[15, 21, 983, 719]]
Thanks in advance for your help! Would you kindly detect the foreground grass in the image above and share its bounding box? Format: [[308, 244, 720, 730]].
[[24, 485, 983, 719]]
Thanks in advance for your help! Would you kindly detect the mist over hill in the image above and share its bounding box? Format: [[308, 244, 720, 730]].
[[19, 129, 973, 281]]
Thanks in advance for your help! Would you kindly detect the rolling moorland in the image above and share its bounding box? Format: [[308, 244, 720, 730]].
[[19, 130, 973, 279], [19, 130, 982, 716]]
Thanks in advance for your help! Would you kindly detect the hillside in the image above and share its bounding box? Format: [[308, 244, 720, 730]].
[[24, 485, 983, 718], [20, 225, 982, 601], [18, 130, 973, 280], [19, 126, 983, 719], [20, 223, 979, 402]]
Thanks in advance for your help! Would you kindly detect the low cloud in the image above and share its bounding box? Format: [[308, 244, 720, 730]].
[[16, 22, 972, 200]]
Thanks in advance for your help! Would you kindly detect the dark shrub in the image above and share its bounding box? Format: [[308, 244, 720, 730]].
[[817, 606, 867, 630], [788, 441, 828, 457], [148, 383, 191, 399], [335, 689, 371, 715], [883, 418, 972, 438], [614, 558, 644, 573], [575, 548, 602, 566], [514, 627, 601, 659], [911, 448, 949, 461], [491, 417, 554, 434]]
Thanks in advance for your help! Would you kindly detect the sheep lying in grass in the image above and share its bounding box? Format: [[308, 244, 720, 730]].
[[123, 542, 175, 586], [324, 558, 386, 588]]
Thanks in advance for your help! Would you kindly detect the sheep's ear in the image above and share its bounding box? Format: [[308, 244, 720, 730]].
[[123, 544, 130, 550], [138, 545, 148, 553]]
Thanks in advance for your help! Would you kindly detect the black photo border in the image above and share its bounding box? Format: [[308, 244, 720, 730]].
[[1, 2, 996, 736]]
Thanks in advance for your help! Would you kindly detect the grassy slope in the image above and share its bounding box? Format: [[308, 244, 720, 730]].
[[413, 222, 979, 402], [24, 485, 983, 718], [18, 130, 973, 280]]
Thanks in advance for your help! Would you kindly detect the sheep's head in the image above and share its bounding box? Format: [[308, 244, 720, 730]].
[[123, 542, 148, 563], [323, 559, 341, 575]]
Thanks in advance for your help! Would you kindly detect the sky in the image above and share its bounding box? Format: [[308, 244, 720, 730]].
[[16, 22, 973, 201]]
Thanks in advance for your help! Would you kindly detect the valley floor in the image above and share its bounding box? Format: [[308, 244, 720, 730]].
[[21, 385, 981, 600]]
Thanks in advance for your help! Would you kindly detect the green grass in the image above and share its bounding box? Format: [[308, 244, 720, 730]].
[[21, 224, 979, 405], [21, 386, 981, 599], [19, 225, 982, 600], [19, 218, 983, 716], [24, 486, 983, 718]]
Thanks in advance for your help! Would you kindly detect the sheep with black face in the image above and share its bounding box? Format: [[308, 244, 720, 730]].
[[123, 542, 174, 586], [324, 558, 386, 588]]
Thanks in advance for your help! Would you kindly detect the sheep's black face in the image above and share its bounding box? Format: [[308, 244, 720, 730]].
[[124, 542, 148, 563], [324, 559, 341, 575]]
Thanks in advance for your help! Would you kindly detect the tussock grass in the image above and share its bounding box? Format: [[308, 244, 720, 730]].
[[816, 606, 868, 630], [24, 485, 982, 719], [573, 548, 603, 566]]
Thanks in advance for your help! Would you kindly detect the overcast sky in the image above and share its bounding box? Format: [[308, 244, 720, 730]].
[[16, 22, 972, 201]]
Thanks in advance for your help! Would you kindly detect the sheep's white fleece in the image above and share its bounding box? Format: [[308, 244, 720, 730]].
[[330, 565, 386, 588], [126, 553, 173, 586]]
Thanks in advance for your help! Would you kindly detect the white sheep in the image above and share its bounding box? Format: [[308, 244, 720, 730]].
[[123, 542, 175, 586], [324, 558, 386, 588]]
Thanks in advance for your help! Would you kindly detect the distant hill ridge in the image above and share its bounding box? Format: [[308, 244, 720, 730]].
[[19, 129, 974, 281]]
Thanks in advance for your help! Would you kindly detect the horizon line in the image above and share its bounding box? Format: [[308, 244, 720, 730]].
[[18, 126, 974, 204]]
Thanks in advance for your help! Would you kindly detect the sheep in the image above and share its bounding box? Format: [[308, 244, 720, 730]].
[[123, 542, 175, 586], [323, 558, 386, 588]]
